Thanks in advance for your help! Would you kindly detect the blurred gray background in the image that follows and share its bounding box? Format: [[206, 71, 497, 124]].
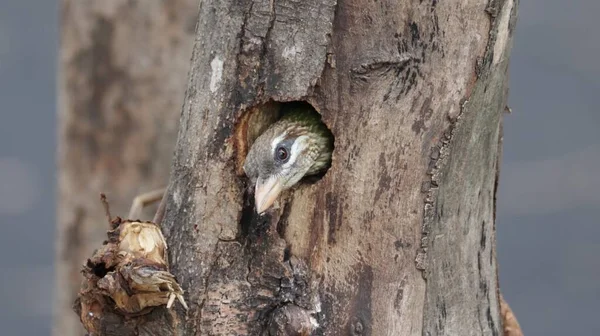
[[0, 0, 598, 335]]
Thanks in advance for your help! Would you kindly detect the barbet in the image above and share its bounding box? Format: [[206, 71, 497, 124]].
[[243, 104, 334, 214]]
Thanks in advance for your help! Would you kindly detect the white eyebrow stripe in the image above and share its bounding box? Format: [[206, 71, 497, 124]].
[[282, 135, 309, 169], [271, 132, 287, 153]]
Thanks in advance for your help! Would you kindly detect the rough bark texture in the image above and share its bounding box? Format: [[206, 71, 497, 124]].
[[161, 0, 518, 335], [66, 0, 520, 335], [55, 1, 198, 335]]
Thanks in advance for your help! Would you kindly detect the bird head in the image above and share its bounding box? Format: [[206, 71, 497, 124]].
[[243, 107, 333, 214]]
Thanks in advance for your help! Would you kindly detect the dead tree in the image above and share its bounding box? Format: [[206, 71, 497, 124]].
[[66, 0, 520, 335], [55, 1, 198, 335]]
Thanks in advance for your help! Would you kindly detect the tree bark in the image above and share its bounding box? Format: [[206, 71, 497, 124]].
[[69, 0, 520, 335], [55, 1, 198, 335]]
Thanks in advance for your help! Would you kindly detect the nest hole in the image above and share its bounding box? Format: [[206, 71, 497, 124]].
[[235, 100, 334, 239], [234, 100, 334, 183]]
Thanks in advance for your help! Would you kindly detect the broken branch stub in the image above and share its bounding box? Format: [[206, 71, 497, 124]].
[[74, 205, 187, 333]]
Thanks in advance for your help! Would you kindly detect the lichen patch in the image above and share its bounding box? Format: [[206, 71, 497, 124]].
[[210, 56, 224, 93]]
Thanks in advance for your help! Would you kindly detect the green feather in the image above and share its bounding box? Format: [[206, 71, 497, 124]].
[[278, 104, 334, 174]]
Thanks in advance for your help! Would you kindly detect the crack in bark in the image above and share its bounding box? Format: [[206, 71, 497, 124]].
[[258, 0, 277, 96], [485, 0, 500, 17], [416, 97, 469, 276], [479, 0, 511, 78], [350, 55, 415, 76], [197, 240, 224, 331]]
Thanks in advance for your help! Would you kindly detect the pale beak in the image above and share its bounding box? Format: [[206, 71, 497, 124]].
[[254, 176, 283, 214]]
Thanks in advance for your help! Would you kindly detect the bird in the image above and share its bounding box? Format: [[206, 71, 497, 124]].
[[243, 103, 334, 214]]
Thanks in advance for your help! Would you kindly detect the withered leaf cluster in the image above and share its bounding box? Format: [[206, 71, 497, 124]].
[[75, 215, 187, 330]]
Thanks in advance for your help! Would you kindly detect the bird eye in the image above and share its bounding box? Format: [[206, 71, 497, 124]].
[[276, 146, 289, 162]]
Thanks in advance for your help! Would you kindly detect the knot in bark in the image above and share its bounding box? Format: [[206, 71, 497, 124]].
[[267, 304, 314, 336]]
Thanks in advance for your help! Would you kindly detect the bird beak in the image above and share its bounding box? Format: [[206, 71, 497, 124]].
[[254, 176, 283, 214]]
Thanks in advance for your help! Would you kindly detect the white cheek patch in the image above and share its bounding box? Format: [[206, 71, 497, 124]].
[[282, 135, 309, 170]]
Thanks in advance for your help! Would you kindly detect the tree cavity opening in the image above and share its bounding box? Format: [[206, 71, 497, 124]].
[[234, 100, 334, 185]]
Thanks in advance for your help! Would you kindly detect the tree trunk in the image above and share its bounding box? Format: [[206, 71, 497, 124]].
[[55, 1, 198, 335], [70, 0, 519, 335]]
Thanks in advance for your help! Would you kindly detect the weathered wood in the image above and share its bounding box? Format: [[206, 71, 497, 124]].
[[160, 0, 518, 335], [67, 0, 520, 334], [56, 1, 198, 335]]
